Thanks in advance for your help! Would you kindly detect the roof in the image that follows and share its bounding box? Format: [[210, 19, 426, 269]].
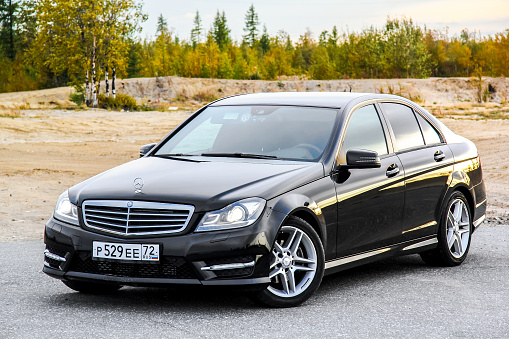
[[210, 92, 375, 109]]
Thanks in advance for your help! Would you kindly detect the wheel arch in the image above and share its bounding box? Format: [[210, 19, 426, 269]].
[[441, 184, 475, 222], [453, 185, 475, 220], [288, 209, 323, 241], [269, 194, 327, 249]]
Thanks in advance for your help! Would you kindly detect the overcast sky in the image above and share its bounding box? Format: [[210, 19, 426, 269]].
[[140, 0, 509, 41]]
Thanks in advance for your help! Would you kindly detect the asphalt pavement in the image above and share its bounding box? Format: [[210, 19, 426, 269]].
[[1, 224, 508, 339]]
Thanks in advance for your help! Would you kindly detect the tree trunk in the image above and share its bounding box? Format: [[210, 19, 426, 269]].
[[92, 36, 97, 108], [105, 67, 109, 97], [112, 67, 116, 99], [97, 77, 100, 98], [8, 0, 14, 60], [85, 70, 90, 106]]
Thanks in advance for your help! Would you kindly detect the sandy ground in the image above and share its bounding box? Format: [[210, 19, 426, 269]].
[[0, 109, 508, 242]]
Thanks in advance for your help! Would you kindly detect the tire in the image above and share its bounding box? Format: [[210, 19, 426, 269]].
[[420, 191, 473, 266], [63, 280, 122, 294], [251, 216, 325, 308]]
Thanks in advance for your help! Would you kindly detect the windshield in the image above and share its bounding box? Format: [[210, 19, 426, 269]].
[[154, 105, 339, 161]]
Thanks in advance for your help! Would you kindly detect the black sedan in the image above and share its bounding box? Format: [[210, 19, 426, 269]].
[[43, 92, 486, 307]]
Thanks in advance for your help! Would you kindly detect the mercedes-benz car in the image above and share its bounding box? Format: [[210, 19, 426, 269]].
[[43, 92, 486, 307]]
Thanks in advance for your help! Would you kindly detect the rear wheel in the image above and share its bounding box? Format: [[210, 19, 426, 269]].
[[63, 280, 122, 294], [252, 217, 324, 308], [420, 191, 472, 266]]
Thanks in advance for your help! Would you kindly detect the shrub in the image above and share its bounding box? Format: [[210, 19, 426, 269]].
[[98, 93, 139, 110], [69, 86, 85, 106], [115, 94, 139, 110]]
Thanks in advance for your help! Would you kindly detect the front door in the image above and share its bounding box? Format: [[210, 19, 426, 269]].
[[335, 104, 405, 257]]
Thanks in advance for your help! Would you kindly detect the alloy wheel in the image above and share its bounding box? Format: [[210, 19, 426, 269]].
[[446, 199, 471, 259], [268, 225, 317, 298]]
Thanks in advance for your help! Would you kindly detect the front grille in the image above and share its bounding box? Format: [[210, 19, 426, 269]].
[[69, 252, 196, 279], [82, 200, 194, 236]]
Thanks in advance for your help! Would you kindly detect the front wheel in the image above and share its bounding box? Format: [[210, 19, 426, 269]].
[[251, 217, 325, 308], [420, 191, 472, 266]]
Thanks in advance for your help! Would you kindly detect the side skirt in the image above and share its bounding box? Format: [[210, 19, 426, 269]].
[[324, 236, 438, 276]]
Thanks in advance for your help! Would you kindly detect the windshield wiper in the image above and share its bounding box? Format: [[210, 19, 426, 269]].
[[152, 153, 201, 162], [200, 152, 278, 159]]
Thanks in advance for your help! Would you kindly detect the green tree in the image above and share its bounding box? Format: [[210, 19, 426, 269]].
[[127, 38, 143, 77], [0, 0, 20, 60], [30, 0, 146, 87], [211, 10, 230, 50], [309, 45, 336, 79], [155, 14, 170, 76], [259, 24, 270, 54], [383, 18, 431, 78], [190, 10, 202, 47], [242, 4, 259, 47], [156, 13, 168, 36]]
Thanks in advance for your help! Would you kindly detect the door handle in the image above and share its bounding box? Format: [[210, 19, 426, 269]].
[[386, 164, 399, 177], [434, 150, 445, 162]]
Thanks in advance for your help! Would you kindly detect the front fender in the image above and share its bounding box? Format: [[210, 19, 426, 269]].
[[268, 193, 327, 248]]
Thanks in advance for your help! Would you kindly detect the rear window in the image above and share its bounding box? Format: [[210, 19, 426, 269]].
[[380, 103, 424, 151], [416, 113, 442, 145]]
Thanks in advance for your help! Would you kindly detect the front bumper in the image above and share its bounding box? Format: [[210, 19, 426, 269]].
[[43, 210, 285, 287]]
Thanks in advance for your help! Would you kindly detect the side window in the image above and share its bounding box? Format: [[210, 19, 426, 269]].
[[338, 104, 388, 164], [416, 113, 442, 145], [380, 103, 424, 151]]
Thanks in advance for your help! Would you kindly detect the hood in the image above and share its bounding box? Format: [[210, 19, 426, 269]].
[[69, 157, 324, 212]]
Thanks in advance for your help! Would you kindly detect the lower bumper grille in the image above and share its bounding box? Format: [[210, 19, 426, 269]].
[[69, 252, 196, 279], [44, 246, 69, 270]]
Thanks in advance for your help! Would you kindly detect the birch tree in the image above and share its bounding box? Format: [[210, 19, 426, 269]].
[[30, 0, 145, 105]]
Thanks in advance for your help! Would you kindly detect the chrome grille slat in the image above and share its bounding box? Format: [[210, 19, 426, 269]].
[[124, 218, 188, 223], [129, 213, 189, 217], [82, 200, 194, 236], [126, 225, 185, 229], [85, 209, 129, 216], [85, 214, 128, 223], [87, 219, 127, 229]]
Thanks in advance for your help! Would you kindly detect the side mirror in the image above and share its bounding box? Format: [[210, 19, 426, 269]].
[[345, 149, 381, 169], [140, 143, 157, 158]]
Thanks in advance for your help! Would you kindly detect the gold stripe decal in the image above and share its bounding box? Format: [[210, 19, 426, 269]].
[[475, 199, 487, 209], [403, 238, 438, 251], [402, 221, 437, 234], [473, 214, 486, 227], [325, 248, 391, 270]]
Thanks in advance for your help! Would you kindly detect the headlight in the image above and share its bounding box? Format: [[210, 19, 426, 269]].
[[195, 198, 266, 232], [54, 190, 79, 225]]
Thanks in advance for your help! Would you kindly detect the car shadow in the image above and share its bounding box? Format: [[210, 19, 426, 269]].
[[43, 253, 463, 310]]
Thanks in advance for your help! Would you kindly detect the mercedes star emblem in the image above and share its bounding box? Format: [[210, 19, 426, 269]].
[[134, 177, 144, 194]]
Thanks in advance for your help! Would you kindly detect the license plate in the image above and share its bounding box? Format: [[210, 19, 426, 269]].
[[92, 241, 160, 261]]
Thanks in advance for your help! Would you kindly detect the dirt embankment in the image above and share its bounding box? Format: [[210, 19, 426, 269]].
[[118, 76, 509, 106], [1, 76, 508, 109]]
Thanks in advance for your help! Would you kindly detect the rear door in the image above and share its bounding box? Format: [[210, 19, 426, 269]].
[[379, 102, 454, 241], [335, 104, 405, 257]]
